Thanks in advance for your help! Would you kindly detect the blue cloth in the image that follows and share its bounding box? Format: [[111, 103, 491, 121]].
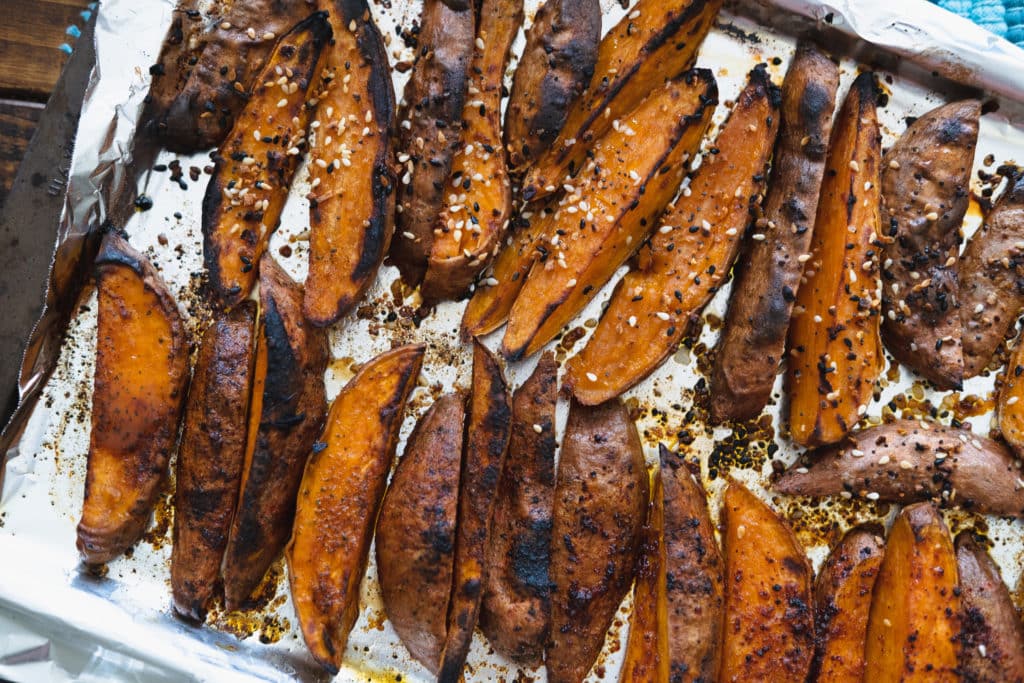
[[933, 0, 1024, 47]]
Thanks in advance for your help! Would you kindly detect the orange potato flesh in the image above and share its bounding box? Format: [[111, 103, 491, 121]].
[[567, 66, 779, 404], [786, 72, 883, 447], [998, 339, 1024, 453], [501, 69, 718, 360]]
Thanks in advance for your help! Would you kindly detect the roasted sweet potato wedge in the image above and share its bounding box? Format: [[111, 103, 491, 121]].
[[376, 393, 465, 674], [720, 480, 814, 682], [879, 100, 980, 389], [811, 524, 884, 682], [522, 0, 723, 200], [997, 338, 1024, 453], [503, 0, 601, 176], [566, 66, 779, 404], [203, 13, 331, 308], [502, 69, 718, 359], [547, 399, 648, 683], [864, 503, 960, 682], [775, 419, 1024, 516], [786, 71, 883, 447], [479, 352, 557, 664], [420, 0, 523, 303], [77, 234, 190, 566], [709, 44, 839, 423], [961, 167, 1024, 377], [389, 0, 475, 286], [956, 531, 1024, 682], [171, 302, 256, 621], [221, 258, 328, 609], [438, 341, 513, 683], [287, 344, 424, 674], [303, 0, 396, 326]]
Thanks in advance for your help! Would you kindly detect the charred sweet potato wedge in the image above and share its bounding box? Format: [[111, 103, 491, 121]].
[[503, 0, 600, 176], [720, 480, 814, 682], [547, 399, 648, 683], [438, 341, 513, 683], [77, 234, 190, 566], [303, 0, 396, 326], [522, 0, 723, 200], [961, 167, 1024, 377], [786, 71, 883, 447], [287, 344, 424, 674], [811, 525, 884, 682], [709, 44, 839, 423], [998, 339, 1024, 453], [566, 66, 779, 404], [203, 13, 331, 308], [420, 0, 523, 303], [879, 100, 980, 389], [479, 352, 557, 664], [171, 302, 256, 620], [864, 503, 960, 682], [221, 258, 328, 609], [502, 69, 718, 360], [375, 393, 465, 674], [775, 419, 1024, 516], [389, 0, 475, 286], [956, 531, 1024, 682]]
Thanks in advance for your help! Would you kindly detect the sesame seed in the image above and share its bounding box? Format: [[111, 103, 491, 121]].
[[241, 156, 256, 165], [220, 21, 232, 29], [725, 228, 738, 236], [797, 253, 811, 263], [751, 233, 766, 241], [851, 449, 865, 457], [889, 159, 900, 169], [701, 220, 712, 231], [402, 231, 415, 239], [246, 27, 257, 39], [628, 316, 637, 327], [866, 492, 880, 501], [586, 372, 598, 382], [849, 160, 860, 172], [899, 460, 913, 470], [1008, 396, 1020, 405], [349, 19, 357, 31], [796, 467, 809, 474], [475, 37, 486, 50], [659, 225, 674, 234], [567, 278, 577, 287], [262, 32, 275, 40], [545, 184, 557, 193], [276, 98, 288, 108], [655, 312, 670, 321]]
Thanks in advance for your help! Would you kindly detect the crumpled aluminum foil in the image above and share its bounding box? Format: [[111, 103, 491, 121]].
[[3, 0, 1024, 681]]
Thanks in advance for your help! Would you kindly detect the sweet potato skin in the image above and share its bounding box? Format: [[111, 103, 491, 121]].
[[479, 352, 557, 664], [864, 503, 960, 683], [956, 532, 1024, 683], [503, 0, 600, 176], [775, 419, 1024, 516], [303, 0, 396, 326], [880, 100, 980, 389], [547, 399, 648, 683], [77, 234, 190, 566], [287, 344, 424, 674], [710, 44, 839, 423], [720, 480, 814, 682], [375, 393, 465, 674], [171, 302, 256, 620], [960, 168, 1024, 377], [221, 258, 328, 609]]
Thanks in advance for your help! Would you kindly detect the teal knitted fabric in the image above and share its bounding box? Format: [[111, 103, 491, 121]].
[[933, 0, 1024, 46]]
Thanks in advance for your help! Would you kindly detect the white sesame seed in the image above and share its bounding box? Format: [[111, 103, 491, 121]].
[[246, 27, 257, 39], [220, 21, 232, 29], [475, 37, 486, 50], [586, 372, 598, 382], [751, 233, 766, 241], [533, 424, 543, 434], [276, 98, 288, 108], [849, 160, 860, 172], [628, 316, 637, 327], [655, 312, 670, 321], [925, 211, 939, 221], [1008, 396, 1020, 406], [851, 449, 865, 458], [262, 31, 276, 40], [889, 159, 900, 169], [866, 492, 880, 501]]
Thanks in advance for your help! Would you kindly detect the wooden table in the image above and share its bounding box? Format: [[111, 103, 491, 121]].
[[0, 0, 92, 206]]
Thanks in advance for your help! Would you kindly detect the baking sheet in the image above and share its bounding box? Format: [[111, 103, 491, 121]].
[[3, 0, 1024, 681]]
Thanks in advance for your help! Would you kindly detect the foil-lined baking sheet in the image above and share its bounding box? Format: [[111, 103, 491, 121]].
[[3, 0, 1024, 680]]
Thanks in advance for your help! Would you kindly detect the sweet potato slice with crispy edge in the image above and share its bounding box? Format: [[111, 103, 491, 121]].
[[521, 0, 723, 200], [479, 352, 557, 664], [566, 66, 779, 404], [503, 0, 601, 177], [76, 234, 190, 566], [786, 71, 883, 447], [286, 344, 424, 674], [709, 44, 839, 424], [438, 340, 513, 682], [420, 0, 523, 303], [719, 480, 814, 682], [960, 167, 1024, 377], [203, 13, 331, 308], [547, 399, 648, 683], [879, 100, 980, 390], [864, 502, 960, 683], [375, 392, 465, 675], [661, 445, 723, 683], [998, 337, 1024, 453], [810, 524, 884, 682], [955, 531, 1024, 682], [171, 301, 256, 621], [774, 419, 1024, 516], [303, 0, 396, 326], [389, 0, 475, 286], [221, 258, 328, 609], [502, 69, 718, 360]]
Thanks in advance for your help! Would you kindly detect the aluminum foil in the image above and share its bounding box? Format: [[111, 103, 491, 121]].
[[3, 0, 1024, 681]]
